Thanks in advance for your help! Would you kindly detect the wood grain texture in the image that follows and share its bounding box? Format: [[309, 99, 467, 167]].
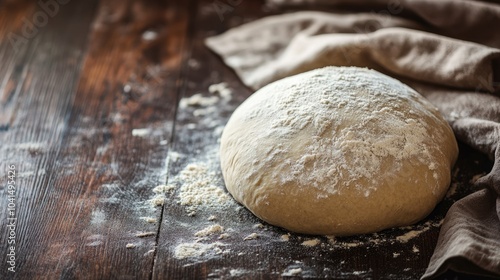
[[0, 0, 495, 279], [30, 0, 190, 279], [1, 0, 189, 279], [0, 0, 99, 278]]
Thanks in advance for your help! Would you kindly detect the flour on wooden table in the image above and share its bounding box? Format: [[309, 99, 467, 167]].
[[180, 93, 219, 108], [149, 195, 165, 207], [141, 217, 157, 223], [131, 128, 152, 137], [229, 269, 248, 277], [301, 238, 320, 247], [243, 233, 259, 240], [179, 82, 233, 113], [412, 245, 420, 253], [141, 30, 158, 41], [187, 58, 200, 69], [207, 215, 217, 221], [136, 231, 155, 238], [396, 230, 423, 243], [194, 224, 224, 237], [174, 242, 227, 259], [153, 184, 175, 194], [282, 267, 302, 276], [252, 223, 265, 229], [90, 209, 106, 225], [208, 82, 233, 101], [168, 151, 183, 162], [218, 233, 230, 240], [281, 234, 290, 241], [10, 142, 47, 151]]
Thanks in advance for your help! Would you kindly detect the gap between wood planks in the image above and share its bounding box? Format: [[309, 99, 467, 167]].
[[149, 0, 199, 279]]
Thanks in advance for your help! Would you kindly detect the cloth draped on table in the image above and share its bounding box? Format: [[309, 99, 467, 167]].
[[205, 0, 500, 278]]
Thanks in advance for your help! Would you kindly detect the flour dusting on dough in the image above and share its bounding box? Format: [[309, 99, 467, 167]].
[[242, 68, 449, 196]]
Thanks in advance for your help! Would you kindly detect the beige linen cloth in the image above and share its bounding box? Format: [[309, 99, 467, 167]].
[[205, 0, 500, 278]]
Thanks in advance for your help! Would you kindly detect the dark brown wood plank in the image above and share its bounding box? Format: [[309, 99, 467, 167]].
[[21, 0, 191, 279], [153, 0, 495, 279], [1, 0, 190, 279], [0, 0, 36, 131], [0, 0, 99, 278]]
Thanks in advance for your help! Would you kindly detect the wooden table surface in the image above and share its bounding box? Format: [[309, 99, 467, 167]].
[[0, 0, 494, 279]]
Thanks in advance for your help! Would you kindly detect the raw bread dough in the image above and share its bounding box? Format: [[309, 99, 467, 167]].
[[220, 67, 458, 235]]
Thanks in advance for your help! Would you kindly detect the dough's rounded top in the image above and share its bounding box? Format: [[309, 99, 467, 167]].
[[220, 66, 458, 235]]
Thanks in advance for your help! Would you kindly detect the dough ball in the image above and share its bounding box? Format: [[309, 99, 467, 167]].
[[220, 67, 458, 236]]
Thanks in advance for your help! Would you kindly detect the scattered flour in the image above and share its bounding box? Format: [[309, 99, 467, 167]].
[[208, 215, 217, 221], [229, 269, 248, 277], [209, 82, 233, 101], [136, 232, 156, 238], [100, 193, 120, 204], [188, 58, 200, 69], [145, 249, 156, 257], [195, 224, 224, 237], [282, 268, 302, 276], [340, 242, 362, 248], [86, 240, 103, 247], [142, 217, 157, 223], [178, 83, 233, 123], [218, 233, 230, 240], [176, 163, 235, 216], [412, 245, 420, 253], [174, 242, 226, 259], [396, 230, 422, 243], [180, 93, 219, 108], [325, 235, 336, 245], [13, 142, 47, 151], [243, 233, 259, 241], [142, 30, 158, 41], [168, 151, 183, 162], [253, 223, 265, 229], [301, 238, 321, 247], [194, 106, 218, 117], [90, 209, 106, 225], [131, 128, 151, 137], [153, 184, 176, 194], [149, 195, 165, 207], [352, 271, 368, 276]]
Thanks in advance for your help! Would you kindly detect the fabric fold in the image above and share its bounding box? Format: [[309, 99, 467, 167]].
[[206, 13, 500, 91], [268, 0, 500, 48], [421, 188, 500, 279]]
